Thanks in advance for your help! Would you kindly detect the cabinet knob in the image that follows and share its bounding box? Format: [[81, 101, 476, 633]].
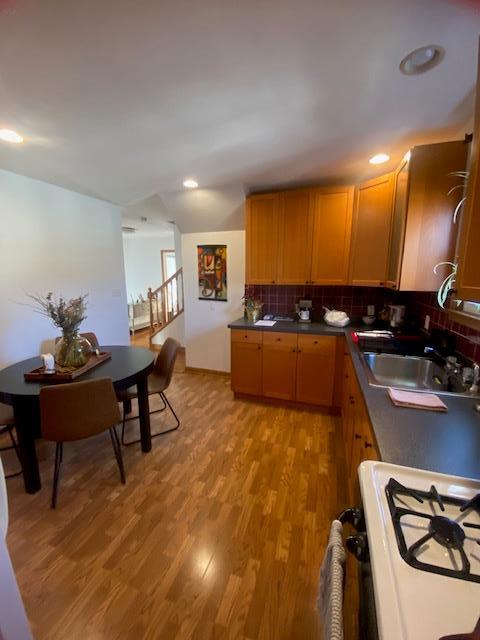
[[314, 340, 318, 344], [271, 280, 276, 284], [354, 433, 362, 440], [276, 337, 281, 342], [298, 349, 302, 353], [364, 442, 373, 449], [258, 345, 262, 350], [379, 282, 385, 286], [291, 348, 296, 353], [244, 335, 248, 339], [349, 398, 355, 405]]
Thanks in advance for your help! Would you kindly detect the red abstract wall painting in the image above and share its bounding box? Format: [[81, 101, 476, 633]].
[[197, 245, 227, 301]]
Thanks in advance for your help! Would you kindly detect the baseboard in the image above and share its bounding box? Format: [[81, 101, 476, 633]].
[[233, 391, 340, 414], [185, 366, 230, 377]]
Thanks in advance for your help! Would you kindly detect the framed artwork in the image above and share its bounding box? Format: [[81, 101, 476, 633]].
[[197, 245, 227, 301]]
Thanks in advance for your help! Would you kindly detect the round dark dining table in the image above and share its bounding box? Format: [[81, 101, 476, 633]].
[[0, 345, 155, 494]]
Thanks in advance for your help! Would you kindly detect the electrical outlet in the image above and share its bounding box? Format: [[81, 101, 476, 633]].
[[424, 314, 430, 331]]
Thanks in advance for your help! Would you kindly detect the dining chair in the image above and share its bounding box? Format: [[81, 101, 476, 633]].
[[54, 332, 100, 349], [0, 404, 22, 479], [40, 377, 125, 508], [118, 337, 180, 446]]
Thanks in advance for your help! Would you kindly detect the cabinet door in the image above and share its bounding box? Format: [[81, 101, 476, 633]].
[[231, 335, 263, 395], [310, 187, 354, 284], [399, 141, 467, 291], [277, 190, 314, 285], [361, 412, 380, 462], [295, 335, 336, 405], [457, 45, 480, 302], [350, 174, 395, 286], [262, 332, 298, 400], [246, 193, 280, 284], [386, 160, 409, 289]]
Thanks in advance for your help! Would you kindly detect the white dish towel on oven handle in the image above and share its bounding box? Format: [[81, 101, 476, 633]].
[[318, 519, 345, 640]]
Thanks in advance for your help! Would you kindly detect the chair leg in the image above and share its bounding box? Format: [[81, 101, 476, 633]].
[[0, 428, 23, 479], [159, 392, 180, 434], [109, 426, 126, 484], [121, 393, 170, 446], [51, 442, 63, 509], [121, 392, 180, 446]]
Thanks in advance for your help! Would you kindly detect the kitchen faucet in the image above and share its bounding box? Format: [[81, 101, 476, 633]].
[[470, 363, 480, 394]]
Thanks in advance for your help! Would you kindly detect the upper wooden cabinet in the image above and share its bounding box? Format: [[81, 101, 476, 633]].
[[457, 47, 480, 302], [386, 141, 468, 291], [349, 174, 395, 287], [277, 189, 313, 285], [310, 187, 354, 285], [245, 186, 354, 286], [245, 193, 280, 284]]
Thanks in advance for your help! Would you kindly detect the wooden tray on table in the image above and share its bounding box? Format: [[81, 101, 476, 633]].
[[24, 352, 112, 382]]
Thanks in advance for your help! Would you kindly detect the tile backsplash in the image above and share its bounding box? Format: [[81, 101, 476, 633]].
[[244, 284, 480, 362], [407, 291, 480, 363], [244, 284, 407, 320]]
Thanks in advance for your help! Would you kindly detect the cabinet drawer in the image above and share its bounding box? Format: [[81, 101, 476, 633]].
[[262, 332, 298, 348], [297, 334, 336, 354], [231, 330, 263, 344]]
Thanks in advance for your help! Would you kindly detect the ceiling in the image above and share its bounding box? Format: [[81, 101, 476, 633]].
[[0, 0, 479, 231]]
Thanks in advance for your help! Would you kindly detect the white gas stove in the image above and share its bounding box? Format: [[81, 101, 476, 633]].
[[359, 461, 480, 640]]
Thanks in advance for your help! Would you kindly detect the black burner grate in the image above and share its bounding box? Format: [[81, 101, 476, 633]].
[[385, 478, 480, 583]]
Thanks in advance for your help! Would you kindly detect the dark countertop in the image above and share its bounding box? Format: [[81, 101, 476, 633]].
[[228, 317, 360, 335], [229, 318, 480, 479]]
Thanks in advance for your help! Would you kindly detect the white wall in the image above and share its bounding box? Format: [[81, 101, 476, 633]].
[[122, 232, 175, 302], [181, 230, 245, 372], [0, 169, 129, 368]]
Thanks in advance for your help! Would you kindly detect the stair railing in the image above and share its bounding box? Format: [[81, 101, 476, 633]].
[[148, 267, 184, 338]]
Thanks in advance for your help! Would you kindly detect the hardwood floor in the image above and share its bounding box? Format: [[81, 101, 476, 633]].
[[6, 367, 346, 639]]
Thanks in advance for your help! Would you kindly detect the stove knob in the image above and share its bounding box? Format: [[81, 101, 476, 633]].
[[346, 533, 369, 562], [337, 507, 365, 531]]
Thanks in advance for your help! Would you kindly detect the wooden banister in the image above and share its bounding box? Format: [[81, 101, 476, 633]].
[[148, 267, 184, 340]]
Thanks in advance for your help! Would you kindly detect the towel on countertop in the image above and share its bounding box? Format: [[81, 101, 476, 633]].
[[388, 387, 448, 412], [318, 519, 345, 640]]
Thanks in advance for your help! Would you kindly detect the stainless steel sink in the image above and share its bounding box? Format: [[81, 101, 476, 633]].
[[361, 352, 471, 396]]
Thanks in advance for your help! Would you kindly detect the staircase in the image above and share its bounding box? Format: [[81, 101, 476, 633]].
[[148, 267, 184, 342]]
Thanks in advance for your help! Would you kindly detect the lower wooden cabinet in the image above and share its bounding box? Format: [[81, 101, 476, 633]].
[[231, 330, 263, 395], [231, 329, 338, 407], [262, 332, 297, 400], [341, 353, 379, 500], [296, 334, 337, 405]]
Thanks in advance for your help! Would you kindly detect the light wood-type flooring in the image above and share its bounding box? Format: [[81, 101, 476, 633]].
[[5, 362, 348, 639]]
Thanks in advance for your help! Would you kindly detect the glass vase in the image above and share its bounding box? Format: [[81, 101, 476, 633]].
[[55, 333, 92, 368]]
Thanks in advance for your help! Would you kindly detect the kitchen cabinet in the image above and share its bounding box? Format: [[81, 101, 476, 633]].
[[245, 193, 280, 284], [456, 47, 480, 302], [341, 353, 379, 501], [231, 329, 339, 407], [310, 187, 354, 284], [277, 190, 313, 285], [262, 332, 298, 400], [349, 174, 395, 286], [245, 186, 354, 286], [386, 140, 468, 291], [231, 330, 263, 396], [295, 335, 337, 405]]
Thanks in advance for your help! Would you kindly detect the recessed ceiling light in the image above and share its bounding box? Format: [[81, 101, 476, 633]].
[[369, 153, 390, 165], [0, 128, 23, 144], [399, 45, 444, 76], [183, 178, 198, 189]]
